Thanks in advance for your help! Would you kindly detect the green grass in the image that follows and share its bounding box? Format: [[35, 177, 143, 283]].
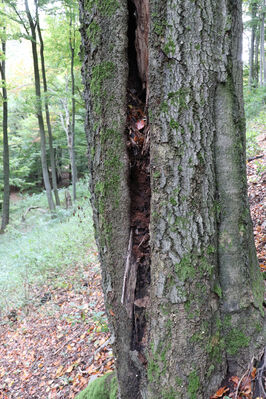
[[244, 85, 266, 158], [0, 177, 97, 313], [246, 110, 265, 158], [244, 85, 266, 120]]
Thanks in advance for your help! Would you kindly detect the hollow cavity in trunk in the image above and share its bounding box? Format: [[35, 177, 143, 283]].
[[125, 0, 150, 356]]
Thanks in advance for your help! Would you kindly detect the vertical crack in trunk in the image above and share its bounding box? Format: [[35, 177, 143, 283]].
[[124, 0, 150, 358]]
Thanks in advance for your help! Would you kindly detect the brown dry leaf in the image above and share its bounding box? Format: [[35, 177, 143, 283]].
[[240, 375, 252, 397], [210, 386, 229, 398], [136, 119, 145, 130], [230, 376, 240, 386], [251, 367, 257, 379], [55, 365, 64, 377], [66, 364, 74, 373]]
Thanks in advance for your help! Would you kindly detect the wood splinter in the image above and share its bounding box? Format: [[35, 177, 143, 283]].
[[121, 228, 137, 318]]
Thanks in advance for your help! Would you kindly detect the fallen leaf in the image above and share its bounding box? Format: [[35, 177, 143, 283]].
[[66, 364, 74, 373], [210, 386, 229, 398], [251, 367, 256, 379], [136, 119, 145, 130], [230, 376, 240, 386], [55, 365, 64, 377]]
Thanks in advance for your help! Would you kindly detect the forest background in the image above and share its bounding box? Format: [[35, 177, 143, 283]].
[[0, 0, 265, 398]]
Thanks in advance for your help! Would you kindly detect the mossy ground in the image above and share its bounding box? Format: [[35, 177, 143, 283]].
[[75, 372, 118, 399]]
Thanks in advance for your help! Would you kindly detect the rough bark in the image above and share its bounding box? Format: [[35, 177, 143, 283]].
[[79, 0, 265, 398], [25, 0, 55, 212], [0, 35, 9, 232], [36, 6, 60, 206], [260, 0, 265, 86]]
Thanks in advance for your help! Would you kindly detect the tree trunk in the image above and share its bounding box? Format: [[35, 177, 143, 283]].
[[69, 12, 77, 201], [36, 5, 60, 206], [254, 28, 260, 86], [24, 0, 55, 212], [59, 94, 76, 196], [260, 0, 265, 86], [249, 3, 258, 87], [80, 1, 265, 398], [0, 35, 10, 232]]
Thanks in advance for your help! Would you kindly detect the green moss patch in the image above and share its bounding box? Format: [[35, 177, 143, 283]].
[[225, 328, 250, 355], [75, 372, 118, 399], [187, 370, 200, 399]]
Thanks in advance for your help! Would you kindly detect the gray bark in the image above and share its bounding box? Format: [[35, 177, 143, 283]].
[[0, 35, 9, 232], [249, 2, 258, 87], [24, 0, 55, 212], [80, 0, 265, 398], [36, 4, 60, 206], [36, 5, 60, 206], [260, 0, 265, 85], [69, 12, 77, 201], [254, 29, 260, 85]]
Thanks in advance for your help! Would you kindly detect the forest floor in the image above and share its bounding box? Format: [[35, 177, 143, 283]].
[[0, 158, 265, 399]]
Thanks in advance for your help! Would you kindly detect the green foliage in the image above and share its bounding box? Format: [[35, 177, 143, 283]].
[[0, 178, 95, 312], [0, 1, 87, 207], [243, 77, 266, 157], [75, 372, 118, 399], [245, 109, 265, 157], [244, 85, 266, 120]]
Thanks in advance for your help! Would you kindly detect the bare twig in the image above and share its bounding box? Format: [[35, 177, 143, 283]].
[[121, 228, 133, 305], [53, 330, 82, 356], [254, 347, 266, 398], [21, 206, 46, 221], [86, 338, 111, 367], [248, 154, 264, 162], [234, 356, 254, 399]]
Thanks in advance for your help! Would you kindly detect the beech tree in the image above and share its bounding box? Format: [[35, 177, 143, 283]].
[[79, 1, 265, 398], [0, 14, 9, 232], [36, 3, 60, 206]]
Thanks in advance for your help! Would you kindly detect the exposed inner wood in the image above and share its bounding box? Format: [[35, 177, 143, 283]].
[[125, 0, 150, 355]]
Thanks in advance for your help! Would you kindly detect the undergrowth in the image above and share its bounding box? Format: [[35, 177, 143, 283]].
[[244, 85, 266, 158], [0, 177, 97, 315]]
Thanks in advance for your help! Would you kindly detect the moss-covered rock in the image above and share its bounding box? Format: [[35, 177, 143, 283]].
[[75, 372, 118, 399]]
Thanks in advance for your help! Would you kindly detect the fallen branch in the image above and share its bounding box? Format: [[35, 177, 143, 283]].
[[253, 347, 266, 398], [247, 154, 264, 162], [234, 356, 254, 399], [21, 206, 46, 221], [87, 337, 111, 367], [53, 330, 82, 356]]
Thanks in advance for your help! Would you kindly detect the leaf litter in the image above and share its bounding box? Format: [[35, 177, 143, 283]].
[[0, 256, 114, 398]]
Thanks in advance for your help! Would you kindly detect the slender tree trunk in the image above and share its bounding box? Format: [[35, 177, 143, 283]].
[[80, 1, 265, 398], [36, 8, 60, 206], [249, 3, 258, 87], [0, 35, 10, 232], [260, 0, 265, 86], [24, 0, 55, 211], [69, 12, 77, 201], [59, 95, 75, 197], [254, 28, 260, 86]]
